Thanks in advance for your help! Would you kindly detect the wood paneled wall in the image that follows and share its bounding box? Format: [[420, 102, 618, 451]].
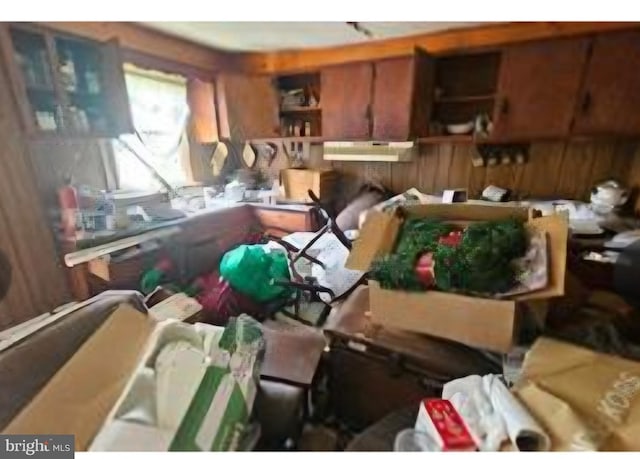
[[28, 139, 115, 211], [0, 58, 70, 329], [330, 140, 638, 202], [625, 144, 640, 213]]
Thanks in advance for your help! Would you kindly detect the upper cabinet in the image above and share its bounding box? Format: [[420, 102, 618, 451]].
[[187, 78, 219, 144], [492, 37, 590, 140], [216, 27, 640, 144], [216, 74, 280, 140], [321, 62, 373, 140], [0, 23, 133, 138], [572, 29, 640, 137], [371, 53, 433, 140], [277, 73, 322, 138], [427, 51, 500, 139], [322, 52, 432, 140]]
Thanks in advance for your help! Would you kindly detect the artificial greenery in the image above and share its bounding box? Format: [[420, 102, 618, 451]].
[[370, 217, 527, 295]]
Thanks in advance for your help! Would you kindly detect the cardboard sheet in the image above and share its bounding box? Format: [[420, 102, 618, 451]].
[[516, 338, 640, 451]]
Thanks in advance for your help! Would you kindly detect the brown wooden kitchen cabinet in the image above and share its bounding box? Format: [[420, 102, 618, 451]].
[[187, 78, 219, 144], [371, 53, 432, 140], [572, 29, 640, 137], [216, 73, 280, 140], [0, 23, 133, 138], [491, 37, 590, 140], [322, 53, 431, 140], [321, 62, 373, 140]]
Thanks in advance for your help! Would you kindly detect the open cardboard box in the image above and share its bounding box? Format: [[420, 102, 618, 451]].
[[346, 204, 568, 353], [90, 317, 262, 452], [3, 302, 261, 452], [2, 305, 153, 451]]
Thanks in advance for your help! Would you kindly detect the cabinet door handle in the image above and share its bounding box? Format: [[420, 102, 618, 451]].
[[500, 98, 510, 116], [387, 352, 403, 378], [581, 91, 592, 114], [0, 250, 11, 302], [365, 104, 373, 137], [365, 104, 372, 122], [55, 104, 66, 130]]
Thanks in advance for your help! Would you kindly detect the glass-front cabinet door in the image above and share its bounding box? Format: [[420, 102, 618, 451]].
[[5, 26, 61, 133], [0, 23, 133, 137], [54, 35, 110, 134]]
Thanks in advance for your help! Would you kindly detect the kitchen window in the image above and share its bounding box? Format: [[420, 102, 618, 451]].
[[112, 64, 192, 191]]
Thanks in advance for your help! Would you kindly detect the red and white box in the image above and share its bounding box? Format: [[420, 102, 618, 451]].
[[415, 399, 477, 451]]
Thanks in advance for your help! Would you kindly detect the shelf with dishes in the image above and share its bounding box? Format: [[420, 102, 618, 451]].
[[422, 51, 500, 143], [277, 71, 322, 138]]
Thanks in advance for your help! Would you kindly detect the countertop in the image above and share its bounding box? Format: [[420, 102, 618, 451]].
[[65, 201, 314, 251]]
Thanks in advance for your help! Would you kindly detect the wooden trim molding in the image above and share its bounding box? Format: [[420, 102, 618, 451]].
[[42, 22, 233, 75], [40, 22, 640, 77], [231, 22, 640, 74]]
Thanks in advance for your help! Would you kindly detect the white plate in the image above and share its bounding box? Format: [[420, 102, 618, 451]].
[[570, 219, 604, 235]]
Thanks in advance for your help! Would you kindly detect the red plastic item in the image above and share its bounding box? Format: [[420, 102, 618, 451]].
[[438, 230, 463, 248], [418, 399, 476, 451], [415, 252, 435, 287], [58, 184, 78, 238]]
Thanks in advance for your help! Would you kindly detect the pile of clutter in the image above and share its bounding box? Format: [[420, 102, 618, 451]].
[[396, 337, 640, 452]]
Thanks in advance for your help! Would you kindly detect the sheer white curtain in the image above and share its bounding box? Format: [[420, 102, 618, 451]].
[[113, 64, 190, 191]]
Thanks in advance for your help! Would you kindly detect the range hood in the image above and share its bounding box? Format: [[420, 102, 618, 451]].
[[323, 141, 416, 162]]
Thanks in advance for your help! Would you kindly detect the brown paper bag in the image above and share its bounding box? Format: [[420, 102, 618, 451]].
[[515, 337, 640, 451]]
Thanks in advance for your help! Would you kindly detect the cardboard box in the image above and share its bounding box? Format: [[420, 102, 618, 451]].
[[3, 301, 262, 452], [280, 168, 337, 202], [346, 204, 568, 352], [90, 316, 263, 451], [3, 305, 154, 451]]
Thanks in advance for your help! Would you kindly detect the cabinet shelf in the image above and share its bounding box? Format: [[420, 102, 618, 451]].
[[418, 135, 476, 144], [250, 136, 325, 144], [26, 85, 55, 93], [279, 106, 321, 116], [435, 94, 496, 104], [67, 90, 102, 98]]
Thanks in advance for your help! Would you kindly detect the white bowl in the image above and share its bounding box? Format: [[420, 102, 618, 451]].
[[445, 121, 474, 135]]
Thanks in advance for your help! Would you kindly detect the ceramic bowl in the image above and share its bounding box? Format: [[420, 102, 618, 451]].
[[445, 121, 475, 135]]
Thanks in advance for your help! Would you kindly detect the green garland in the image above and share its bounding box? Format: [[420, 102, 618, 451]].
[[370, 219, 451, 291], [370, 217, 527, 295]]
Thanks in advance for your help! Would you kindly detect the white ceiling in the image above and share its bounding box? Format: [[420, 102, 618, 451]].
[[141, 22, 487, 52]]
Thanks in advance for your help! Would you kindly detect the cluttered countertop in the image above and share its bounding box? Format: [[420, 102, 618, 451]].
[[62, 192, 314, 251]]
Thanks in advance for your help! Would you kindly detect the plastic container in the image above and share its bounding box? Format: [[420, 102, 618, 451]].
[[224, 181, 246, 203], [394, 429, 440, 452]]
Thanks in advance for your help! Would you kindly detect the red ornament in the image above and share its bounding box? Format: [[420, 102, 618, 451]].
[[438, 230, 463, 247], [415, 252, 436, 287]]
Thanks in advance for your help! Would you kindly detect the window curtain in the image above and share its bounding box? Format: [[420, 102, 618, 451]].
[[114, 64, 191, 191]]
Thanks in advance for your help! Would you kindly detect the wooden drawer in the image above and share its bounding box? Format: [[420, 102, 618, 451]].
[[87, 246, 159, 290], [180, 205, 259, 245], [254, 207, 314, 237]]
